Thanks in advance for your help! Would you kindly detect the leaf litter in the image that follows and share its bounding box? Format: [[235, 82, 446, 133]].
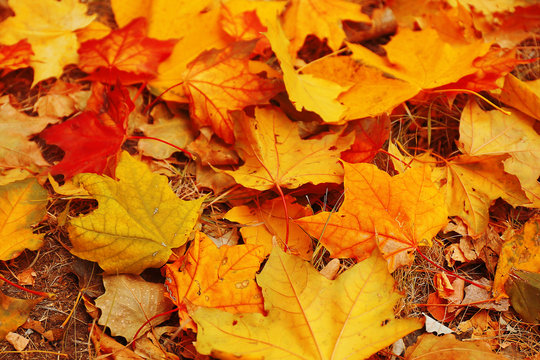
[[0, 0, 539, 359]]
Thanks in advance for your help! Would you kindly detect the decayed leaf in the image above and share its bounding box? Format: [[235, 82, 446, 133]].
[[405, 334, 506, 360], [192, 247, 423, 359], [164, 231, 265, 326], [431, 155, 529, 236], [297, 162, 448, 271], [493, 216, 540, 298], [224, 107, 353, 191], [182, 41, 281, 144], [264, 16, 349, 124], [0, 289, 42, 340], [95, 274, 174, 341], [505, 269, 540, 324], [225, 195, 313, 260], [90, 324, 144, 360], [40, 83, 134, 180], [459, 100, 540, 206], [282, 0, 370, 54], [0, 178, 48, 260], [69, 152, 204, 274], [348, 27, 491, 91], [0, 99, 58, 170], [0, 0, 95, 84], [0, 40, 33, 72], [500, 74, 540, 120], [78, 17, 177, 85]]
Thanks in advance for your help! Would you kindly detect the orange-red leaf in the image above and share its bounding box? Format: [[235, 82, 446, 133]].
[[341, 116, 390, 163], [78, 17, 177, 85], [40, 83, 134, 179], [183, 41, 283, 143], [0, 40, 33, 73]]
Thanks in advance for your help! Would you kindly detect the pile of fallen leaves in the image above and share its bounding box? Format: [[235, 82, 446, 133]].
[[0, 0, 539, 358]]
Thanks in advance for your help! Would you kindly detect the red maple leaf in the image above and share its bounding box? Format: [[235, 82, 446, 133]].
[[0, 39, 33, 74], [78, 17, 178, 84], [40, 83, 134, 179]]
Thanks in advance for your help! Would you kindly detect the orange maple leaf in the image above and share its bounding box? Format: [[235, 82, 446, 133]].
[[78, 17, 177, 85], [183, 41, 282, 143], [296, 162, 448, 271], [164, 231, 266, 328], [0, 40, 33, 74]]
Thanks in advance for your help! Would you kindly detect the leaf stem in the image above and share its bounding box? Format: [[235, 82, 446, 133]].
[[0, 273, 55, 299], [128, 136, 193, 158], [415, 248, 489, 290]]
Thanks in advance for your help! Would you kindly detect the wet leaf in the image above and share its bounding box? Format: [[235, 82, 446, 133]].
[[96, 274, 174, 341]]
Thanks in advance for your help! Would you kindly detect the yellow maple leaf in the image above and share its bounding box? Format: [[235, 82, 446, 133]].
[[223, 107, 354, 191], [282, 0, 371, 54], [500, 74, 540, 120], [0, 178, 48, 260], [191, 247, 423, 359], [302, 56, 418, 120], [0, 0, 95, 85], [296, 162, 448, 272], [225, 195, 313, 260], [459, 100, 540, 206], [164, 231, 266, 328], [432, 155, 529, 236], [69, 152, 204, 274], [348, 27, 491, 91], [493, 216, 540, 298], [264, 16, 348, 124]]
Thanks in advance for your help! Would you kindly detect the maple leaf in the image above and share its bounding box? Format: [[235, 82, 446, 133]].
[[78, 18, 178, 85], [69, 152, 205, 274], [0, 178, 48, 260], [111, 0, 230, 102], [0, 99, 58, 171], [164, 231, 266, 328], [458, 100, 540, 206], [191, 247, 423, 359], [493, 216, 540, 298], [0, 289, 42, 340], [40, 83, 134, 180], [348, 27, 491, 92], [225, 195, 313, 260], [296, 162, 448, 271], [282, 0, 371, 54], [182, 41, 282, 144], [136, 105, 195, 160], [500, 74, 540, 120], [264, 16, 349, 124], [340, 116, 390, 163], [223, 107, 354, 191], [95, 274, 174, 341], [431, 155, 529, 236], [302, 56, 418, 120], [405, 334, 507, 360], [0, 40, 33, 73], [0, 0, 95, 85]]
